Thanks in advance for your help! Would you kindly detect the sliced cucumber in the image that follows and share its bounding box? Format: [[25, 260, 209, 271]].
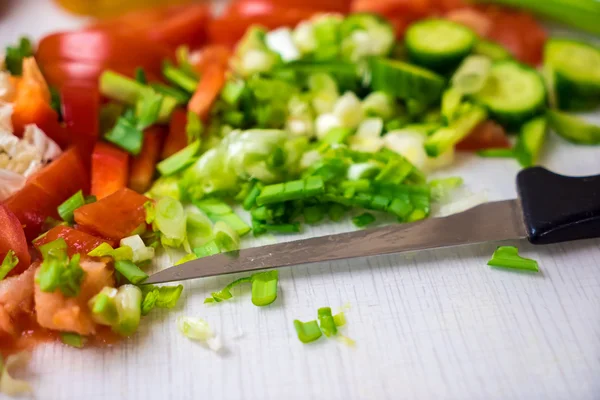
[[515, 117, 547, 167], [472, 61, 546, 127], [474, 40, 512, 61], [547, 110, 600, 145], [369, 57, 446, 104], [405, 19, 476, 72], [545, 39, 600, 103]]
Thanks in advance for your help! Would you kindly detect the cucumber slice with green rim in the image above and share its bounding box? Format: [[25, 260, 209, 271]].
[[545, 39, 600, 111], [369, 57, 446, 104], [405, 19, 477, 72], [547, 110, 600, 145], [474, 40, 512, 61], [515, 117, 547, 167], [472, 61, 546, 127]]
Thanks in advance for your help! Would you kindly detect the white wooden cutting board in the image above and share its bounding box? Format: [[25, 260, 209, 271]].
[[1, 2, 599, 399]]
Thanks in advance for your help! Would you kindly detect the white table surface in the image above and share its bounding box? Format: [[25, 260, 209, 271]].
[[2, 2, 600, 399]]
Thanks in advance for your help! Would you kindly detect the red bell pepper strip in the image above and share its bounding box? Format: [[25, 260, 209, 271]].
[[161, 108, 188, 160], [0, 204, 31, 276], [4, 148, 89, 241], [73, 188, 149, 241], [61, 84, 100, 162], [91, 142, 129, 200], [191, 45, 231, 75], [129, 127, 166, 193], [33, 225, 111, 257], [456, 120, 511, 151], [188, 64, 226, 121], [148, 4, 210, 50]]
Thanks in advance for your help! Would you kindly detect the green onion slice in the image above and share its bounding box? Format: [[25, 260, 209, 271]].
[[114, 260, 148, 285], [60, 332, 86, 349], [487, 246, 539, 272], [317, 307, 338, 337], [57, 190, 85, 223], [251, 270, 279, 306], [293, 319, 323, 343]]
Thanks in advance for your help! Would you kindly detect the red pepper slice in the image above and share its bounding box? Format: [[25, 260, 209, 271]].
[[91, 142, 129, 200], [129, 127, 166, 193], [0, 204, 31, 276], [61, 84, 100, 162], [161, 108, 188, 160], [74, 188, 149, 241]]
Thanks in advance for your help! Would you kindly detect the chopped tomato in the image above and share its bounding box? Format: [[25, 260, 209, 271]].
[[36, 30, 172, 81], [91, 143, 129, 200], [73, 188, 149, 241], [456, 120, 511, 151], [5, 148, 89, 240], [351, 0, 432, 19], [446, 8, 492, 37], [209, 5, 316, 46], [88, 4, 210, 50], [129, 127, 166, 193], [188, 64, 226, 120], [480, 6, 546, 65], [0, 204, 30, 276], [33, 226, 110, 257], [161, 108, 188, 159], [61, 84, 100, 161], [234, 0, 350, 12]]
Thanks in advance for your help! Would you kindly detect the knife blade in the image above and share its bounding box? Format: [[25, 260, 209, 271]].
[[145, 199, 526, 284]]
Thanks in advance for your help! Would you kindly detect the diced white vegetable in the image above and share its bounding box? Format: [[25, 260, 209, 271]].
[[348, 136, 384, 153], [177, 316, 223, 352], [384, 129, 454, 172], [355, 118, 383, 139], [266, 28, 300, 62], [347, 162, 380, 180], [23, 124, 61, 163], [315, 113, 342, 139], [361, 92, 395, 120], [333, 92, 364, 129], [241, 50, 276, 76], [292, 21, 317, 54], [0, 169, 25, 202], [300, 150, 321, 170], [120, 235, 155, 263]]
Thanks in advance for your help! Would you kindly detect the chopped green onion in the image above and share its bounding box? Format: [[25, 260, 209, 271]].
[[144, 201, 156, 224], [352, 212, 375, 228], [89, 287, 119, 326], [100, 71, 147, 105], [263, 223, 301, 233], [150, 82, 190, 105], [317, 307, 337, 337], [214, 221, 241, 252], [163, 62, 199, 93], [60, 332, 86, 349], [155, 197, 187, 248], [429, 177, 463, 202], [114, 260, 148, 285], [293, 319, 323, 343], [157, 140, 201, 176], [304, 205, 326, 224], [60, 254, 86, 297], [194, 199, 233, 216], [0, 250, 18, 281], [221, 81, 246, 105], [322, 127, 353, 145], [194, 241, 221, 258], [175, 253, 197, 265], [177, 316, 222, 351], [135, 67, 147, 84], [186, 111, 203, 144], [140, 287, 159, 316], [477, 149, 515, 158], [256, 176, 325, 205], [135, 89, 163, 130], [451, 55, 492, 95], [112, 284, 143, 336], [333, 312, 346, 327], [155, 285, 184, 308], [186, 209, 213, 249], [210, 213, 251, 237], [175, 45, 198, 79], [425, 105, 487, 157], [205, 276, 252, 303], [441, 88, 463, 123], [120, 235, 155, 263], [487, 246, 539, 272], [87, 243, 133, 261], [328, 204, 346, 222], [57, 190, 85, 223], [104, 116, 144, 155], [243, 181, 263, 210], [4, 37, 33, 75], [251, 270, 279, 306], [37, 242, 85, 297], [475, 40, 512, 61]]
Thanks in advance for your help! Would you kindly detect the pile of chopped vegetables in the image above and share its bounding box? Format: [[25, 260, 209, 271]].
[[1, 0, 599, 390]]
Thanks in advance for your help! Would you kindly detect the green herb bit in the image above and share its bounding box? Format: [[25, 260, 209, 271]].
[[157, 140, 201, 176], [477, 149, 515, 158], [333, 312, 346, 327], [163, 62, 199, 93], [204, 276, 252, 303], [251, 270, 279, 306], [104, 116, 144, 155], [4, 36, 33, 75], [114, 260, 148, 285], [487, 246, 539, 272], [194, 241, 221, 258], [60, 332, 86, 349], [293, 320, 323, 343], [352, 212, 375, 228], [318, 307, 337, 337], [57, 190, 86, 223], [0, 250, 18, 281], [186, 111, 203, 144], [135, 67, 147, 84]]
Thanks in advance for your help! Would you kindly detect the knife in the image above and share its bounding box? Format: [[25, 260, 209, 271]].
[[145, 167, 600, 284]]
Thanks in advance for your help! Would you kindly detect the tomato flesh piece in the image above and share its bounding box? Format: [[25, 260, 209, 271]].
[[33, 226, 110, 257], [74, 188, 149, 241], [456, 120, 511, 151], [0, 204, 31, 276], [61, 84, 100, 162], [91, 143, 130, 200]]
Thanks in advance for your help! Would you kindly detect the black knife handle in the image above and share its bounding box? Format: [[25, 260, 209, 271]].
[[517, 167, 600, 245]]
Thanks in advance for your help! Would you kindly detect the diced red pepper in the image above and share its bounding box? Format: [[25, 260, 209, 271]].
[[33, 225, 111, 257], [74, 188, 149, 241], [0, 204, 31, 276], [5, 148, 89, 240], [191, 45, 231, 75], [91, 142, 129, 200], [188, 64, 226, 121], [129, 127, 166, 193], [161, 108, 188, 159], [61, 84, 100, 162], [456, 120, 511, 151]]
